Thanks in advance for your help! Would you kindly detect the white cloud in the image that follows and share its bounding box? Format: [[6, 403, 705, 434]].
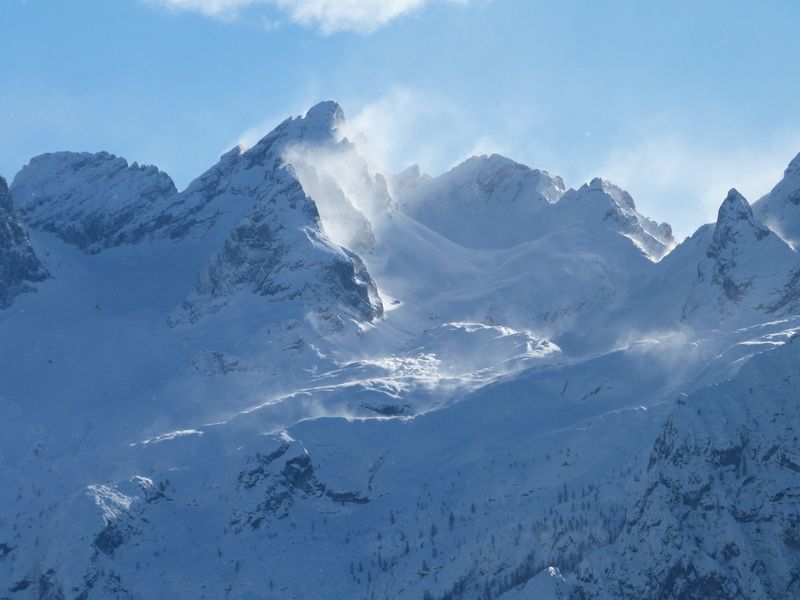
[[145, 0, 466, 34]]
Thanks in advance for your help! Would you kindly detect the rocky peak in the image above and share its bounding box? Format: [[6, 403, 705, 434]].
[[242, 101, 344, 170], [681, 189, 798, 324], [708, 189, 770, 258], [585, 177, 636, 211]]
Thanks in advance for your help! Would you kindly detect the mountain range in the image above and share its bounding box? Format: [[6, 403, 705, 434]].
[[2, 101, 800, 599]]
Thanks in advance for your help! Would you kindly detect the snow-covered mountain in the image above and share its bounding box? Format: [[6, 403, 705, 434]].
[[2, 100, 800, 600]]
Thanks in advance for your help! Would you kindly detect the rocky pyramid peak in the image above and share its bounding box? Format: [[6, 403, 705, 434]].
[[708, 189, 770, 258]]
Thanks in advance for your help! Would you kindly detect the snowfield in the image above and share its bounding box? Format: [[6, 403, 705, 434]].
[[2, 101, 800, 599]]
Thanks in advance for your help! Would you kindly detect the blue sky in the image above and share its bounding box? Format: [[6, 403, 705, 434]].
[[2, 0, 799, 238]]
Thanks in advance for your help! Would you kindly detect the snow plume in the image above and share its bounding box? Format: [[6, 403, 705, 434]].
[[283, 139, 393, 251], [345, 86, 486, 177], [617, 327, 704, 381], [145, 0, 467, 34]]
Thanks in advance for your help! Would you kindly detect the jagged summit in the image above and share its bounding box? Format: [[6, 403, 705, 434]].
[[682, 188, 797, 324], [708, 188, 770, 257], [243, 100, 344, 163], [303, 100, 345, 130], [585, 177, 636, 210], [717, 188, 754, 223]]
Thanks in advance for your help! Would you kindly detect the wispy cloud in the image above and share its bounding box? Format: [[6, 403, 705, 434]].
[[145, 0, 467, 34]]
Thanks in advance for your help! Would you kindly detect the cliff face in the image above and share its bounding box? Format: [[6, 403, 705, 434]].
[[0, 176, 48, 308]]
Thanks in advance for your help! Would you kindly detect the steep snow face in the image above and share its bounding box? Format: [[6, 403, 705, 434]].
[[553, 178, 675, 261], [0, 176, 49, 308], [754, 152, 800, 248], [10, 151, 177, 252], [394, 154, 565, 250], [682, 189, 798, 325], [575, 336, 800, 600]]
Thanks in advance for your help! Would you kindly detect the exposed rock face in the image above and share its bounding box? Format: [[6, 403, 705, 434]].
[[682, 189, 798, 324], [0, 176, 49, 308], [10, 151, 177, 252], [574, 336, 800, 600]]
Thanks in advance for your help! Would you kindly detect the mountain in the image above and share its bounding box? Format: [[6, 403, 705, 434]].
[[0, 176, 49, 308], [2, 101, 800, 600]]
